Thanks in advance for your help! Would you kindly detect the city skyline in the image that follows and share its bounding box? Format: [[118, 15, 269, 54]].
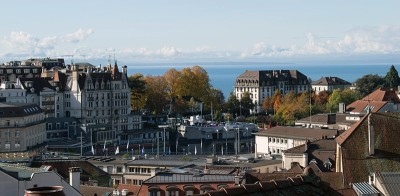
[[1, 1, 400, 64]]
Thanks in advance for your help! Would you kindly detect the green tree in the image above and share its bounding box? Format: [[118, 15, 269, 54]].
[[384, 65, 400, 88], [341, 89, 362, 105], [327, 89, 342, 112], [226, 92, 240, 116], [240, 91, 255, 116], [355, 74, 384, 96], [128, 73, 146, 111]]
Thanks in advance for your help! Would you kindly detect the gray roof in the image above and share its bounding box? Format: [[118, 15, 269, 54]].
[[0, 103, 43, 117], [352, 182, 379, 195], [144, 172, 235, 184], [376, 172, 400, 196], [255, 126, 339, 140], [0, 163, 40, 180]]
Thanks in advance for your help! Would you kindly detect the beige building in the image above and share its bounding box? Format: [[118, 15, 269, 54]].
[[311, 76, 351, 95], [0, 103, 46, 152]]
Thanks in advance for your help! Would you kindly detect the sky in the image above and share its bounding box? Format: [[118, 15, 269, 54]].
[[1, 0, 400, 64]]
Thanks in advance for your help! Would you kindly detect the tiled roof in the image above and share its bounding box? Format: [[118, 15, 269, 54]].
[[115, 184, 141, 196], [346, 100, 387, 113], [311, 77, 351, 86], [236, 70, 309, 85], [335, 114, 367, 145], [361, 88, 400, 102], [80, 185, 113, 196], [245, 171, 345, 191], [255, 126, 339, 140], [144, 173, 236, 184], [198, 167, 349, 196], [337, 112, 400, 185]]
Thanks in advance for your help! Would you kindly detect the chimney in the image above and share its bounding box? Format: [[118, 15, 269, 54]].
[[368, 114, 374, 156], [69, 167, 81, 192], [338, 103, 346, 114]]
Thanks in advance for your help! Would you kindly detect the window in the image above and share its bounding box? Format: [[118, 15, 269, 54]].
[[116, 167, 122, 173], [15, 141, 20, 149], [5, 141, 10, 149], [15, 130, 20, 138]]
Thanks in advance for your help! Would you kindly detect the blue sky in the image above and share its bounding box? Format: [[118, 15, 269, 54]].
[[1, 0, 400, 64]]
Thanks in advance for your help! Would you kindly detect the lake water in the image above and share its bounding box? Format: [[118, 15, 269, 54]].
[[127, 62, 393, 98]]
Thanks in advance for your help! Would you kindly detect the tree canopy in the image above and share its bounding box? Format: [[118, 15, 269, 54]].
[[384, 65, 400, 88], [355, 74, 385, 96]]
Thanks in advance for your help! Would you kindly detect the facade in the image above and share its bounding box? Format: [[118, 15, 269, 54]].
[[335, 112, 400, 186], [234, 70, 310, 112], [0, 58, 65, 83], [0, 103, 46, 152], [311, 76, 351, 94], [254, 126, 339, 156]]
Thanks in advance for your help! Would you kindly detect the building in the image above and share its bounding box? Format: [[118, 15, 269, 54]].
[[254, 126, 339, 156], [295, 113, 361, 131], [311, 76, 351, 94], [0, 58, 65, 83], [346, 88, 400, 114], [197, 167, 354, 196], [282, 138, 336, 171], [138, 172, 238, 196], [0, 163, 81, 196], [0, 103, 46, 152], [234, 70, 310, 113], [335, 112, 400, 186]]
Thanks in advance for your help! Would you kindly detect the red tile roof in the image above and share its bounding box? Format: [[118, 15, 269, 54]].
[[361, 88, 400, 102], [116, 184, 141, 196]]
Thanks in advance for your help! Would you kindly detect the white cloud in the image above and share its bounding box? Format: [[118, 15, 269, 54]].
[[2, 25, 400, 62], [0, 29, 94, 59], [240, 26, 400, 58]]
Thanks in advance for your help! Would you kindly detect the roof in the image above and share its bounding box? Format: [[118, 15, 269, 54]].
[[346, 100, 387, 114], [236, 70, 309, 86], [296, 113, 359, 125], [255, 126, 339, 140], [376, 172, 400, 196], [352, 182, 380, 195], [144, 173, 235, 184], [336, 112, 400, 185], [311, 76, 351, 86], [115, 184, 141, 196], [0, 163, 40, 180], [201, 167, 349, 196], [19, 77, 55, 95], [0, 103, 43, 117], [335, 114, 368, 145], [80, 185, 114, 196], [245, 171, 346, 191], [361, 88, 400, 102]]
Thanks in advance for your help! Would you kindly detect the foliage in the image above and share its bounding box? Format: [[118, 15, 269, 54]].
[[226, 92, 240, 116], [128, 73, 147, 111], [355, 74, 384, 96], [240, 91, 255, 116], [272, 90, 282, 114], [143, 76, 168, 114], [384, 65, 400, 88], [326, 89, 361, 112]]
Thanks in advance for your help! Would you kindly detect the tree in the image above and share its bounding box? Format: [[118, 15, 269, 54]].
[[272, 90, 282, 114], [327, 89, 342, 112], [341, 88, 362, 105], [262, 96, 274, 114], [355, 74, 384, 96], [226, 92, 240, 116], [143, 76, 168, 114], [128, 73, 146, 111], [314, 91, 330, 105], [384, 65, 400, 88], [240, 91, 254, 116]]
